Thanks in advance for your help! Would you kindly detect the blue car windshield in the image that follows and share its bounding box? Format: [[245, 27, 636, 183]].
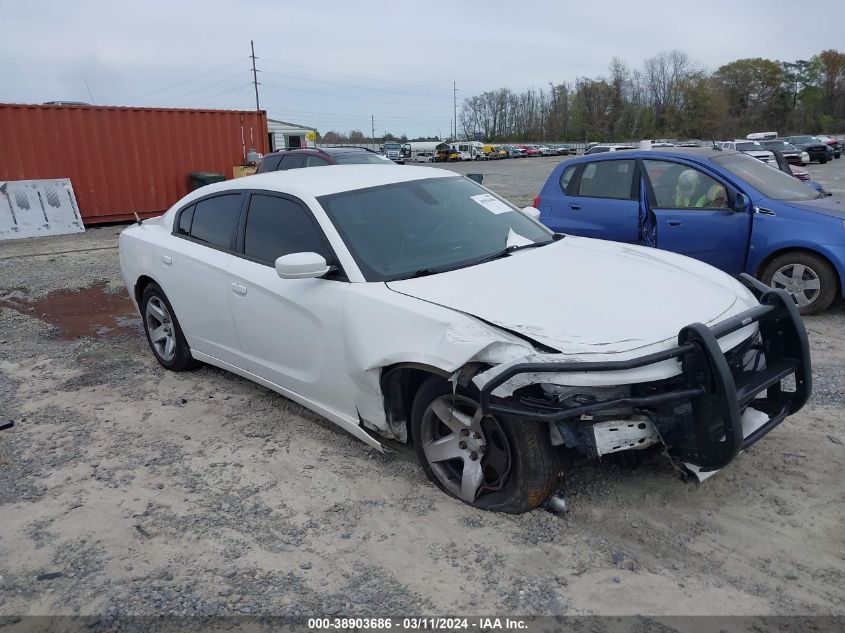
[[711, 153, 820, 201], [318, 177, 552, 281]]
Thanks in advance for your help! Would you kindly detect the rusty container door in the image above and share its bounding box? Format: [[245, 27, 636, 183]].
[[0, 104, 268, 223]]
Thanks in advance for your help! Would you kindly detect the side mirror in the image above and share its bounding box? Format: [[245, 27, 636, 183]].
[[521, 206, 541, 220], [275, 252, 330, 280], [733, 193, 749, 211]]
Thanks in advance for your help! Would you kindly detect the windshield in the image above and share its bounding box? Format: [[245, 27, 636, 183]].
[[736, 142, 763, 152], [788, 136, 818, 144], [383, 143, 401, 150], [318, 177, 552, 281], [334, 153, 393, 165], [712, 153, 821, 201]]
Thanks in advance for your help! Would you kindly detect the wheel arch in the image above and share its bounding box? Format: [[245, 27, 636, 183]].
[[134, 274, 159, 307], [379, 362, 453, 445], [756, 246, 843, 296]]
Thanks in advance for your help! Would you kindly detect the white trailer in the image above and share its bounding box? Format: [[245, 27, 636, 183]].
[[402, 141, 450, 163]]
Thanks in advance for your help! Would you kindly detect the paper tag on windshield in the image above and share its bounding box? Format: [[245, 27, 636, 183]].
[[471, 193, 512, 214]]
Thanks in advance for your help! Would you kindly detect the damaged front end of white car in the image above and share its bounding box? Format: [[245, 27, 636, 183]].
[[464, 275, 811, 491]]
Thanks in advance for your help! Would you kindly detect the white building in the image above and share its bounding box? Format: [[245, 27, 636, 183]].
[[267, 119, 318, 151]]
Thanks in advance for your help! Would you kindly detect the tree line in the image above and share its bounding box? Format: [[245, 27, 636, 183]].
[[458, 49, 845, 143]]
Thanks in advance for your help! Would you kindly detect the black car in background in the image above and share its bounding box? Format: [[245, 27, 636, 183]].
[[784, 135, 835, 164], [257, 146, 393, 173]]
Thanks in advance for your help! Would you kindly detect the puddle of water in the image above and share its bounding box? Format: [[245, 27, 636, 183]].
[[1, 284, 142, 340]]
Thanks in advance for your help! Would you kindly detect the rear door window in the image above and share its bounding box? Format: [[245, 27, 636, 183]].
[[575, 160, 636, 199], [559, 165, 577, 194], [306, 155, 330, 167], [176, 204, 194, 235], [188, 194, 242, 249], [243, 194, 330, 265], [281, 154, 307, 170]]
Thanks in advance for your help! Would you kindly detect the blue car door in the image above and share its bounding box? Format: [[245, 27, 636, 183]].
[[542, 158, 640, 243], [641, 159, 752, 274]]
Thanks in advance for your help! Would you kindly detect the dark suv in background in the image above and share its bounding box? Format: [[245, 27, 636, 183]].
[[784, 135, 835, 164], [257, 147, 394, 173]]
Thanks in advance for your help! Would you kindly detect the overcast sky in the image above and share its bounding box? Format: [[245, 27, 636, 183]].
[[3, 0, 844, 138]]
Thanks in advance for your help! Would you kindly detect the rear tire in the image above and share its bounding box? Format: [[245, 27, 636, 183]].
[[820, 157, 828, 164], [410, 376, 558, 513], [141, 283, 198, 371], [762, 252, 837, 315]]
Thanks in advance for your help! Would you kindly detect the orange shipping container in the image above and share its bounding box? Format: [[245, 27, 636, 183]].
[[0, 103, 268, 223]]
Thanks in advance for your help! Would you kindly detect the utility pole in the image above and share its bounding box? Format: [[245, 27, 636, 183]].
[[453, 81, 457, 140], [250, 40, 260, 112], [371, 115, 376, 148]]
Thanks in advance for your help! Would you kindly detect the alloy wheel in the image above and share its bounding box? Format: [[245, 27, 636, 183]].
[[420, 394, 512, 504], [145, 296, 176, 362]]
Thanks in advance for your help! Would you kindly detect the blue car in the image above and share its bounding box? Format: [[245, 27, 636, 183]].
[[534, 147, 845, 313]]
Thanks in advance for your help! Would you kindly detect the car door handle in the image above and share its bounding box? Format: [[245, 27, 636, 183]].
[[231, 283, 247, 296], [569, 204, 581, 210], [666, 219, 682, 226], [160, 255, 172, 265]]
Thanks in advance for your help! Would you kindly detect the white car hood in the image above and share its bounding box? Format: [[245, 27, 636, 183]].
[[387, 236, 752, 355]]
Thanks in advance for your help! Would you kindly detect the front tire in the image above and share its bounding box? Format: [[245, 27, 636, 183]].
[[762, 252, 837, 315], [141, 282, 198, 371], [410, 377, 558, 513]]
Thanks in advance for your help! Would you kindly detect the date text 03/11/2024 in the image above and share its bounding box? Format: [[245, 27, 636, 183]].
[[307, 617, 528, 630]]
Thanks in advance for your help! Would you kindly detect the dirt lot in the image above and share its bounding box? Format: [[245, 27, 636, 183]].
[[1, 157, 844, 620]]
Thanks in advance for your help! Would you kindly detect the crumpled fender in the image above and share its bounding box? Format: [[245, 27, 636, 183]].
[[342, 283, 534, 431]]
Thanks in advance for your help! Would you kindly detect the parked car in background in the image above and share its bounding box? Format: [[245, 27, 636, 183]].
[[585, 144, 636, 155], [784, 136, 834, 163], [768, 148, 825, 194], [257, 147, 394, 173], [519, 144, 543, 156], [651, 142, 676, 148], [539, 145, 557, 156], [503, 145, 525, 158], [555, 144, 577, 155], [814, 135, 842, 159], [120, 164, 811, 512], [759, 140, 807, 165], [718, 140, 775, 164], [534, 147, 845, 313], [483, 144, 508, 160]]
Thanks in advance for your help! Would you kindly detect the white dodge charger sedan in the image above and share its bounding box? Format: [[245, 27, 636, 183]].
[[120, 165, 811, 513]]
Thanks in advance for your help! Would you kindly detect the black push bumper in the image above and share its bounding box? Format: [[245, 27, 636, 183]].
[[478, 275, 812, 471]]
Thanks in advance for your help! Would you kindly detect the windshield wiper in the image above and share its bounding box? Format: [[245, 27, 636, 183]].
[[393, 267, 446, 280], [473, 240, 554, 265]]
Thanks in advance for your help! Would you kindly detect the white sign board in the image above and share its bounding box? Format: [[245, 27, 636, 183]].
[[0, 179, 85, 241]]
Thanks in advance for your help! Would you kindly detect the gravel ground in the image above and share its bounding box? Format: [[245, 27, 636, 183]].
[[0, 158, 844, 621]]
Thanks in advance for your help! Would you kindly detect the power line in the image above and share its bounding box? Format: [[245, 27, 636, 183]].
[[172, 83, 255, 109], [258, 68, 444, 99], [266, 107, 447, 122], [260, 81, 437, 108], [124, 57, 249, 102], [259, 56, 448, 92], [155, 70, 250, 106]]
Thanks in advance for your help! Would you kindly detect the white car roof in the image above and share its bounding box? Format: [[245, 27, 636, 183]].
[[181, 165, 456, 201]]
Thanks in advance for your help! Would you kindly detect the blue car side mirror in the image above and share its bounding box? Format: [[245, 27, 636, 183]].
[[733, 193, 749, 211]]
